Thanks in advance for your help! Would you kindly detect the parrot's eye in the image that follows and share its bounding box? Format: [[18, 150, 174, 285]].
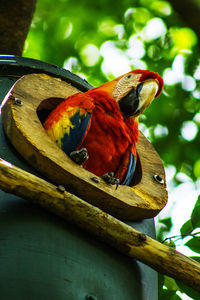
[[125, 74, 132, 79]]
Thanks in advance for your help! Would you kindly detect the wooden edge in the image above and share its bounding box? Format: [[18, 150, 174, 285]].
[[1, 73, 168, 220]]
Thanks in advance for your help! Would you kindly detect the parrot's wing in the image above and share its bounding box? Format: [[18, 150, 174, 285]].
[[44, 93, 95, 155], [60, 107, 92, 155]]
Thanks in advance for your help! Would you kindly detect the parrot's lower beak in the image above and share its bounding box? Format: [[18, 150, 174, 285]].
[[118, 87, 140, 116], [118, 79, 159, 117]]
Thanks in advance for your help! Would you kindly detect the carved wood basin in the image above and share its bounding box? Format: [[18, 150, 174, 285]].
[[1, 73, 167, 220]]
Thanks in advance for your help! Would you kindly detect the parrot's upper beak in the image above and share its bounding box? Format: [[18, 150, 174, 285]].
[[119, 79, 160, 117]]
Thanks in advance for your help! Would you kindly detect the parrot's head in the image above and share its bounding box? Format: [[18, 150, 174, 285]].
[[99, 69, 163, 118]]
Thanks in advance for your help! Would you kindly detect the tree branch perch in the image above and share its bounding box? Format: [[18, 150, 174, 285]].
[[0, 158, 200, 292]]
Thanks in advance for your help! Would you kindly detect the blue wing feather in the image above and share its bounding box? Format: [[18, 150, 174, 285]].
[[61, 110, 91, 155]]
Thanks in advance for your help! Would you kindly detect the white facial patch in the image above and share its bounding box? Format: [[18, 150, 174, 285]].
[[112, 73, 141, 102]]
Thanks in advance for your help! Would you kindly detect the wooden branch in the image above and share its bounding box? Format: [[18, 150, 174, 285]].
[[0, 158, 200, 292]]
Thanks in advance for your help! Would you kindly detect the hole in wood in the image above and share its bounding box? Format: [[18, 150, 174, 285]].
[[37, 97, 64, 124], [37, 97, 143, 187]]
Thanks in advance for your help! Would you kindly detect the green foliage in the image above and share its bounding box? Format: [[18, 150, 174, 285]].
[[185, 238, 200, 253], [181, 195, 200, 236], [158, 275, 182, 300], [158, 195, 200, 299], [176, 260, 200, 299], [158, 273, 200, 299], [24, 0, 200, 298], [160, 217, 173, 231], [180, 219, 193, 236], [191, 195, 200, 228]]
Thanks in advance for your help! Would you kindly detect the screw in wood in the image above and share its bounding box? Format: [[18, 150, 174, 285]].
[[91, 177, 100, 184], [56, 185, 66, 193], [14, 97, 23, 106], [153, 174, 164, 184]]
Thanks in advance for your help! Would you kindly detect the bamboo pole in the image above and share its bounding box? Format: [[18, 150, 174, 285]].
[[0, 158, 200, 292]]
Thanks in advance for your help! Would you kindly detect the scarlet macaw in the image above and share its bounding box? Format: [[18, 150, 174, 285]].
[[44, 70, 163, 186]]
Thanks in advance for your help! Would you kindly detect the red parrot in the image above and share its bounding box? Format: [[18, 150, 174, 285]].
[[44, 70, 163, 186]]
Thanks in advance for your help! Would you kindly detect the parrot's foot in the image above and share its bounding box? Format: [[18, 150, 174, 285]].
[[70, 148, 89, 165], [101, 172, 120, 189]]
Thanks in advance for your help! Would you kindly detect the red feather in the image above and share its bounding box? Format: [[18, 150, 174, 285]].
[[77, 90, 138, 181]]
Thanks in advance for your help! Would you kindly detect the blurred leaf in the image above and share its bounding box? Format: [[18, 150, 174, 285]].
[[163, 239, 176, 249], [170, 27, 197, 52], [98, 19, 117, 37], [194, 194, 200, 208], [176, 279, 200, 299], [157, 217, 173, 242], [159, 218, 173, 232], [185, 237, 200, 253], [180, 219, 193, 236], [164, 276, 179, 291], [194, 160, 200, 178], [191, 205, 200, 229], [158, 273, 165, 291], [147, 44, 162, 61], [150, 1, 172, 17], [158, 289, 182, 300], [191, 195, 200, 229], [131, 7, 151, 25]]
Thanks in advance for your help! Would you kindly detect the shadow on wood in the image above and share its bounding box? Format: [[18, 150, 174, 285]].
[[1, 73, 168, 220]]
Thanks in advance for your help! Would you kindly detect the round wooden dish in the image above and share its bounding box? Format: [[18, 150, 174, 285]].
[[1, 73, 167, 220]]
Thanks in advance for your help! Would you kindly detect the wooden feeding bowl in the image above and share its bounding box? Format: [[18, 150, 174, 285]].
[[1, 73, 167, 220]]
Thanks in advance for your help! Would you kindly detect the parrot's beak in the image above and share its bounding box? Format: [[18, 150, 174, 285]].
[[118, 79, 160, 117], [137, 79, 159, 115]]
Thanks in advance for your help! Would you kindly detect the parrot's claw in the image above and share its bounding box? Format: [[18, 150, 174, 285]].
[[101, 172, 120, 189], [70, 148, 89, 165]]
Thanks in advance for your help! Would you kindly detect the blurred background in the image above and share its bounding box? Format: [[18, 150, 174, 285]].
[[15, 0, 200, 298]]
